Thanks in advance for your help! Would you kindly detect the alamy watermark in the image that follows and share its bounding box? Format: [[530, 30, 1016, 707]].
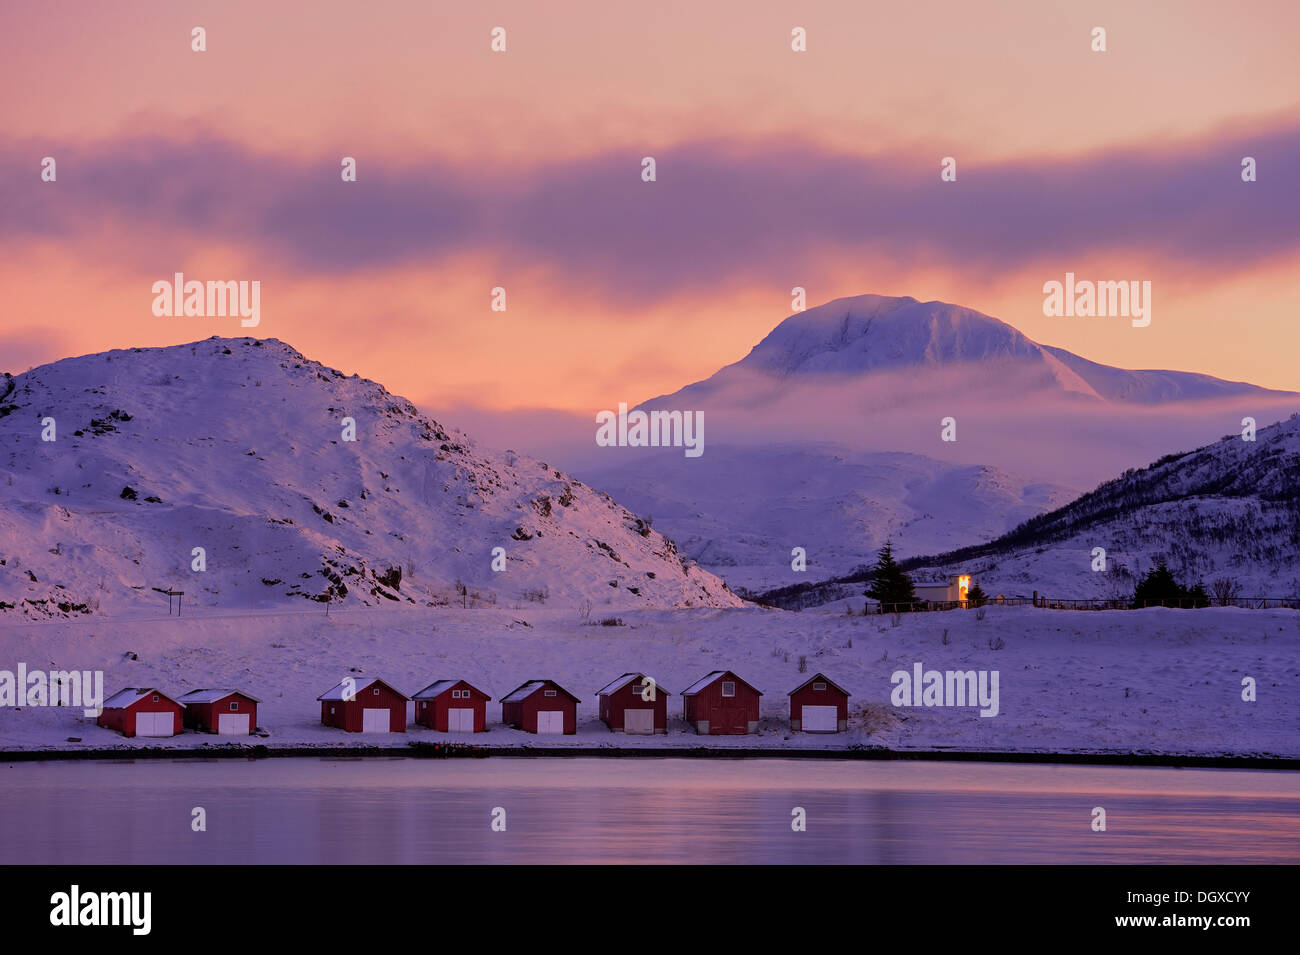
[[0, 664, 104, 717], [1043, 272, 1151, 327], [152, 272, 260, 327], [595, 402, 703, 457], [50, 885, 150, 935], [890, 662, 999, 717]]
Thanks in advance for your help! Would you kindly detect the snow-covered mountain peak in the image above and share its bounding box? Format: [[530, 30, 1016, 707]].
[[648, 293, 1293, 405], [736, 295, 1043, 377]]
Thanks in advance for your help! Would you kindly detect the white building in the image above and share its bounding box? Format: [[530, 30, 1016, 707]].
[[912, 574, 972, 604]]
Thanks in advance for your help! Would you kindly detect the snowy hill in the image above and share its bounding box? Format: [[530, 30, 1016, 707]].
[[0, 338, 741, 617], [584, 444, 1076, 592], [905, 414, 1300, 599], [582, 294, 1296, 590]]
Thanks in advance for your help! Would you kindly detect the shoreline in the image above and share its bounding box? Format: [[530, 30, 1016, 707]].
[[3, 742, 1297, 770]]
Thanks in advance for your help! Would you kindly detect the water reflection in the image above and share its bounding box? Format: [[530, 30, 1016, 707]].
[[1, 758, 1296, 864]]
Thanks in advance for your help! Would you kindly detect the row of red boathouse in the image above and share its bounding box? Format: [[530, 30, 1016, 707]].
[[96, 670, 850, 737]]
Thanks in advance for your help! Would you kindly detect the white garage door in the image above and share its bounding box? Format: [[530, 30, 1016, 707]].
[[802, 705, 839, 732], [624, 708, 655, 735], [217, 713, 250, 736], [362, 708, 391, 733], [536, 710, 565, 734], [135, 711, 174, 737], [448, 707, 475, 733]]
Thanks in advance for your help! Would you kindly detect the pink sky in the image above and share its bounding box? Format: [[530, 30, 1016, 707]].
[[3, 0, 1299, 412]]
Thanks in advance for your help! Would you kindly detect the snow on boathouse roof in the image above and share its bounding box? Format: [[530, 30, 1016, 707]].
[[411, 679, 491, 701], [177, 688, 262, 704], [316, 677, 409, 701], [787, 673, 850, 697], [501, 680, 580, 703], [595, 672, 672, 696], [102, 687, 184, 709], [679, 670, 763, 697]]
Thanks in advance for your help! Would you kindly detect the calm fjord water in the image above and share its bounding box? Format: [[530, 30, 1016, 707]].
[[2, 757, 1296, 864]]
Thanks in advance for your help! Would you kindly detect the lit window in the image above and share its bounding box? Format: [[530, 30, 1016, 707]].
[[722, 682, 736, 697]]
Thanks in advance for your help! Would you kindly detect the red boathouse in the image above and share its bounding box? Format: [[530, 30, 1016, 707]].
[[680, 670, 762, 735], [595, 672, 670, 734], [412, 679, 491, 732], [97, 687, 184, 738], [788, 673, 850, 732], [317, 677, 408, 733], [177, 688, 260, 735], [500, 679, 579, 734]]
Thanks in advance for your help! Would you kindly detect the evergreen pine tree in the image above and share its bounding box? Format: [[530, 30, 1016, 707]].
[[864, 540, 917, 608], [1134, 562, 1181, 604], [1133, 561, 1207, 607]]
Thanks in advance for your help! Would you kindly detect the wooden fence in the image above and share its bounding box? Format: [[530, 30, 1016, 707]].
[[870, 596, 1300, 614]]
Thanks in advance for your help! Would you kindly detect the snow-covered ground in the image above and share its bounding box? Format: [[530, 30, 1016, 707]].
[[0, 603, 1294, 758]]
